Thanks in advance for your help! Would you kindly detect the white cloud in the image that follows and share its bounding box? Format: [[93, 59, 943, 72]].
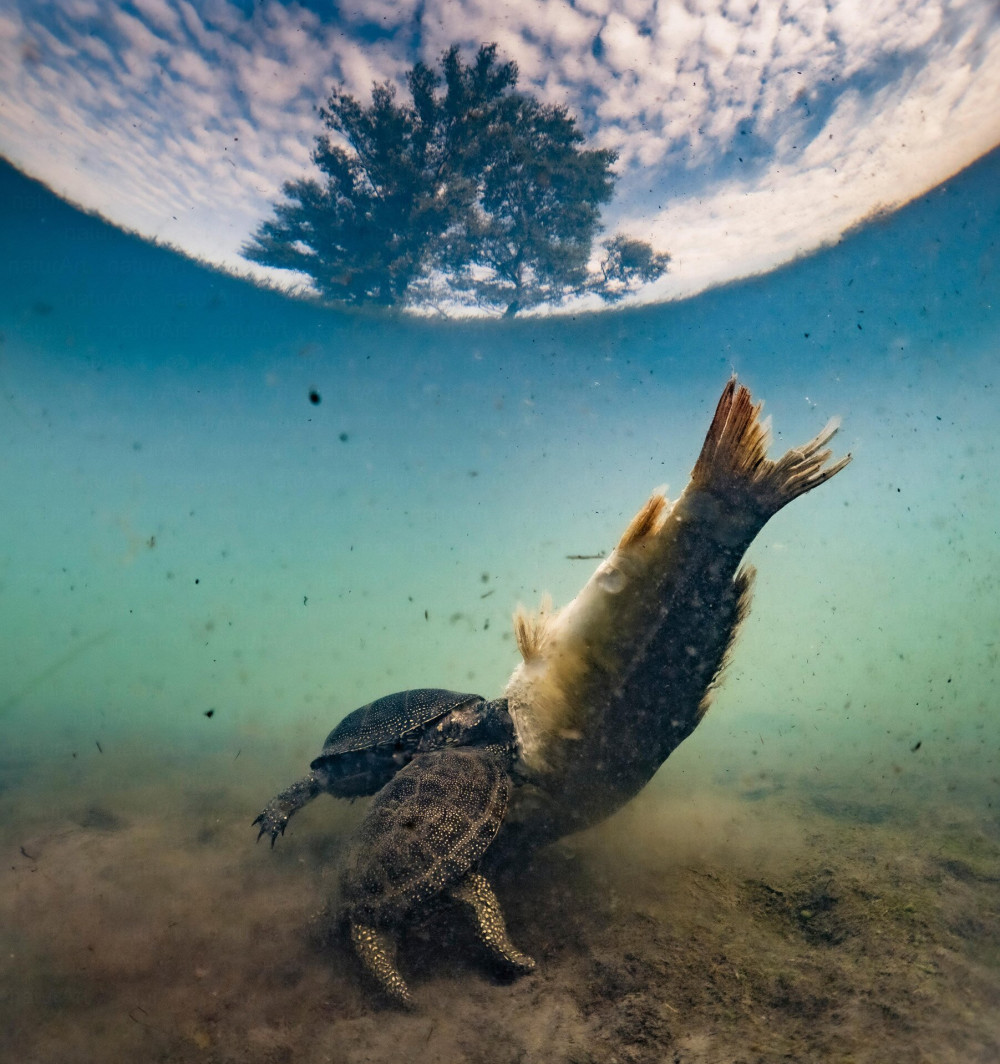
[[111, 7, 170, 60], [176, 0, 221, 52], [131, 0, 184, 40], [623, 23, 1000, 306], [338, 0, 424, 25], [0, 0, 997, 312], [169, 45, 218, 89], [239, 50, 298, 107]]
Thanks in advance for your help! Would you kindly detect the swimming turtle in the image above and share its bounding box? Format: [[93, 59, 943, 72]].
[[253, 688, 511, 843], [253, 688, 532, 1005], [254, 379, 850, 1004]]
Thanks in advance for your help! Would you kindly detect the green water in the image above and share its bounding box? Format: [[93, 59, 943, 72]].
[[3, 155, 996, 798], [1, 152, 998, 1060]]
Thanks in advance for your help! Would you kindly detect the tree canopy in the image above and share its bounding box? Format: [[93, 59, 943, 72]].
[[243, 44, 669, 316]]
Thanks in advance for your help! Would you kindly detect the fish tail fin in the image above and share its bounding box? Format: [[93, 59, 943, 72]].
[[690, 378, 851, 518]]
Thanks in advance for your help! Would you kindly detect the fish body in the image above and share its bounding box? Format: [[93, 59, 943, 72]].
[[503, 380, 850, 846]]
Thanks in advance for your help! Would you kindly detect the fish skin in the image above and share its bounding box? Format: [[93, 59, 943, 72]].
[[502, 379, 851, 846]]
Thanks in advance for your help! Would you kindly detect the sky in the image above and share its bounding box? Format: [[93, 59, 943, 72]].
[[0, 0, 998, 313]]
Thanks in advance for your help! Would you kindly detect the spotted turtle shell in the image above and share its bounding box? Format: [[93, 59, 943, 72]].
[[342, 745, 510, 922], [309, 689, 486, 799], [312, 689, 483, 765]]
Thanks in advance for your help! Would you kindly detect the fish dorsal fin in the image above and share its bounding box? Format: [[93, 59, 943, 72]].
[[616, 492, 668, 551]]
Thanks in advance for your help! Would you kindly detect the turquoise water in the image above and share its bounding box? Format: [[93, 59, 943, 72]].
[[3, 154, 996, 797], [1, 152, 998, 1059]]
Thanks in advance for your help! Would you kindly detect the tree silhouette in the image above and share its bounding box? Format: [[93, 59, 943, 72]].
[[244, 44, 669, 315], [592, 236, 673, 304]]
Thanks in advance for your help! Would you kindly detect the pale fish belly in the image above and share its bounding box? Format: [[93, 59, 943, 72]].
[[503, 379, 851, 846]]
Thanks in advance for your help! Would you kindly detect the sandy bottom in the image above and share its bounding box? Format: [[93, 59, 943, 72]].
[[2, 755, 999, 1064]]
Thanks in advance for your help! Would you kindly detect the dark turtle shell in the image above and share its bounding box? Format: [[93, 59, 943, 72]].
[[310, 689, 484, 798], [342, 745, 510, 922], [317, 689, 483, 757]]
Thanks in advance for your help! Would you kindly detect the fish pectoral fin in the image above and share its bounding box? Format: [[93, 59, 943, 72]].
[[513, 593, 554, 662]]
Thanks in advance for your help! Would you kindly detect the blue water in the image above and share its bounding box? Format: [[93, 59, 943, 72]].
[[1, 150, 998, 1057], [3, 153, 996, 795]]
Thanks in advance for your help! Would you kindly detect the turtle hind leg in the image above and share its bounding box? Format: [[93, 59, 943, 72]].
[[349, 921, 414, 1009], [448, 871, 536, 975]]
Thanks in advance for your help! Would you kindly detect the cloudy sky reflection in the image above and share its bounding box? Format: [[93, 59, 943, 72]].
[[1, 0, 998, 312]]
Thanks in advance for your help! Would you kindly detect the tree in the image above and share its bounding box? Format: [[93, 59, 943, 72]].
[[592, 236, 672, 304], [243, 44, 669, 315]]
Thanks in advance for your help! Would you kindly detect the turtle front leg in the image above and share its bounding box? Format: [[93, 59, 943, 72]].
[[252, 773, 322, 846], [349, 921, 413, 1009], [448, 871, 536, 975]]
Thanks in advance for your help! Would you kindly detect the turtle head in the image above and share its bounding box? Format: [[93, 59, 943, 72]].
[[415, 696, 516, 755], [478, 697, 516, 748]]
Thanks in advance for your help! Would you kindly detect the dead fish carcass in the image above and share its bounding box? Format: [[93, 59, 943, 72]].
[[253, 379, 850, 1004], [503, 379, 851, 845]]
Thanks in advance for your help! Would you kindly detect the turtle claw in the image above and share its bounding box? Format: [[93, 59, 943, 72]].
[[252, 808, 288, 847], [252, 774, 322, 848]]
